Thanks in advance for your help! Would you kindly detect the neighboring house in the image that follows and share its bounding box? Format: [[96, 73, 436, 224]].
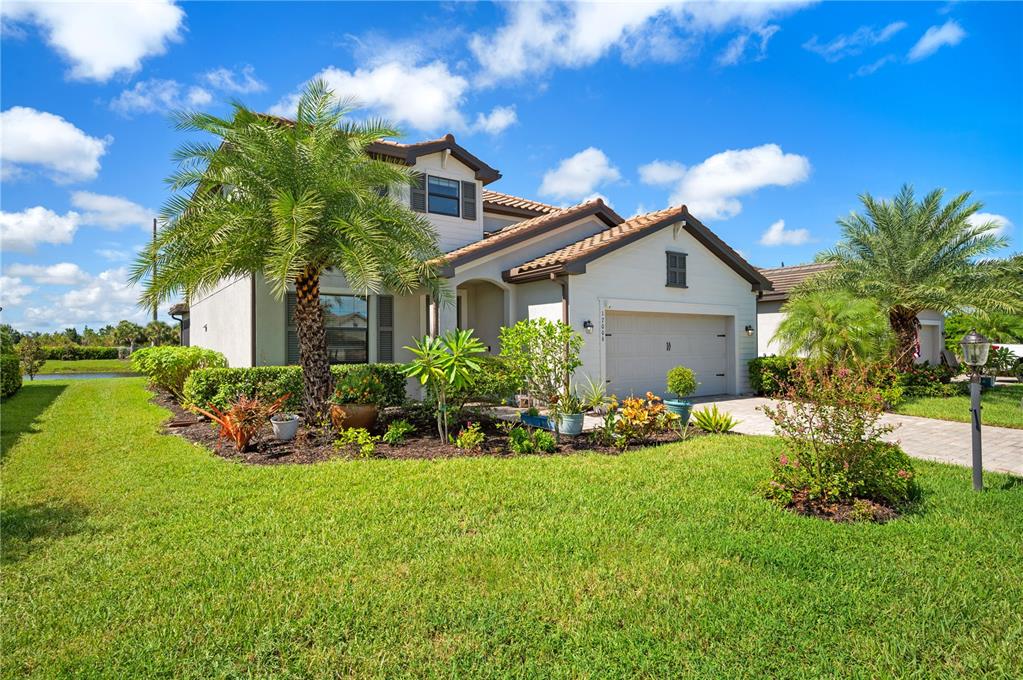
[[756, 262, 945, 364], [174, 132, 771, 397]]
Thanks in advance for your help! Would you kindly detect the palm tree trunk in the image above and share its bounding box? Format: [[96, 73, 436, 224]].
[[889, 307, 920, 371], [294, 267, 333, 424]]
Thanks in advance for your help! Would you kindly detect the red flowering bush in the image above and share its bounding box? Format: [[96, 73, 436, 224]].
[[762, 363, 920, 519]]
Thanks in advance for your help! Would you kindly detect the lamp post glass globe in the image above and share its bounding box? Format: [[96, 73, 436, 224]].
[[960, 329, 991, 368]]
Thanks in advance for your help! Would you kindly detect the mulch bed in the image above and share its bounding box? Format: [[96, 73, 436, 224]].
[[784, 491, 900, 523], [151, 390, 709, 465]]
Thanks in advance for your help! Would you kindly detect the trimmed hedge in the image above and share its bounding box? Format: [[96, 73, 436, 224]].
[[42, 346, 121, 360], [183, 364, 407, 412], [1, 354, 22, 398], [748, 356, 800, 396], [132, 346, 228, 398]]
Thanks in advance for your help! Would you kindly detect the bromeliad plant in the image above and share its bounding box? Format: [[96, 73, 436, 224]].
[[402, 329, 487, 441], [192, 393, 290, 452]]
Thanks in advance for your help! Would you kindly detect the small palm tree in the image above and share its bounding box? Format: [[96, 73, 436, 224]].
[[132, 80, 446, 423], [810, 185, 1022, 369], [145, 320, 179, 346], [773, 290, 890, 363]]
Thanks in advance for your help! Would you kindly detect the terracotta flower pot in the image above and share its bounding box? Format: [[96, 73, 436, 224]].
[[330, 404, 378, 430]]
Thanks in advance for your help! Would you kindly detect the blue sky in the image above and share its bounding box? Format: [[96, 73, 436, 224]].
[[2, 0, 1020, 332]]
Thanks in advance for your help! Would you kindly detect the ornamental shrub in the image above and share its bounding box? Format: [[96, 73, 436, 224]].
[[41, 345, 120, 360], [132, 346, 228, 398], [448, 355, 522, 409], [761, 363, 921, 512], [184, 364, 406, 412], [1, 353, 22, 398], [748, 356, 799, 396], [666, 365, 697, 399], [899, 362, 965, 398]]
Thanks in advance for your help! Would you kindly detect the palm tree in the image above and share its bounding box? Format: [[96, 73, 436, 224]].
[[809, 184, 1022, 369], [145, 320, 179, 346], [132, 80, 446, 423], [773, 290, 890, 363], [112, 320, 146, 352]]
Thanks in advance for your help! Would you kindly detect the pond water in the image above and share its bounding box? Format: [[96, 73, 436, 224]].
[[26, 373, 139, 381]]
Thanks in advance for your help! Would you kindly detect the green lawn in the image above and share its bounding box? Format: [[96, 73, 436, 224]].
[[895, 383, 1023, 429], [36, 358, 135, 375], [2, 379, 1021, 678]]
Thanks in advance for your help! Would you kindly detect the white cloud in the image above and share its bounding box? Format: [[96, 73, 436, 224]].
[[473, 106, 518, 135], [639, 160, 687, 186], [759, 219, 811, 246], [803, 21, 907, 62], [652, 144, 810, 221], [203, 65, 266, 93], [539, 147, 622, 201], [7, 262, 91, 286], [1, 0, 183, 82], [270, 61, 470, 132], [96, 248, 132, 262], [908, 20, 966, 61], [0, 276, 33, 307], [0, 207, 80, 253], [110, 79, 212, 116], [24, 267, 143, 328], [717, 24, 780, 66], [469, 1, 809, 85], [71, 191, 152, 231], [968, 212, 1012, 238], [853, 55, 896, 78], [0, 107, 110, 183]]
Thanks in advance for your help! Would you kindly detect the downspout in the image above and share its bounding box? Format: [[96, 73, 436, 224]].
[[250, 275, 257, 367], [169, 311, 183, 346], [552, 273, 570, 393]]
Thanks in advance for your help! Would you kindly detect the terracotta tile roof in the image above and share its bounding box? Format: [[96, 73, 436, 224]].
[[503, 205, 772, 291], [169, 302, 189, 315], [757, 262, 835, 301], [482, 190, 559, 217], [440, 198, 623, 269], [506, 205, 687, 279]]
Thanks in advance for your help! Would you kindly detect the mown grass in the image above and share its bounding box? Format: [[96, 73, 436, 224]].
[[895, 383, 1023, 429], [2, 378, 1021, 678], [37, 358, 134, 375]]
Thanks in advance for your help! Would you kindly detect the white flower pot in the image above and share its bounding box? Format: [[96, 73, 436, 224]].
[[271, 414, 300, 441]]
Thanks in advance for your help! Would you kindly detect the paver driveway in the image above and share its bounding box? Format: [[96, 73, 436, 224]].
[[694, 396, 1023, 476]]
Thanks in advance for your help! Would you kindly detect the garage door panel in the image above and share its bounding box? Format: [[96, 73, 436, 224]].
[[606, 312, 729, 397]]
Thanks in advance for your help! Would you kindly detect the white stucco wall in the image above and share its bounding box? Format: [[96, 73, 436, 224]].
[[568, 226, 759, 395], [188, 275, 253, 367], [482, 213, 522, 233], [756, 299, 785, 356]]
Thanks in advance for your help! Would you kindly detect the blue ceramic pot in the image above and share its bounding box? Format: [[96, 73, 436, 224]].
[[664, 399, 692, 426], [520, 413, 551, 429], [559, 413, 585, 436]]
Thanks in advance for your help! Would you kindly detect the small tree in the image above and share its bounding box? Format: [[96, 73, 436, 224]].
[[402, 329, 486, 441], [666, 365, 698, 401], [16, 337, 46, 381], [112, 320, 146, 353], [773, 290, 890, 364], [499, 319, 582, 433]]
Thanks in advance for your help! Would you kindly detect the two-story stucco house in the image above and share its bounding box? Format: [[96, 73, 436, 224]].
[[174, 133, 772, 397]]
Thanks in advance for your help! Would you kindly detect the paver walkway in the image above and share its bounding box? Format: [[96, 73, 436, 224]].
[[693, 396, 1023, 476]]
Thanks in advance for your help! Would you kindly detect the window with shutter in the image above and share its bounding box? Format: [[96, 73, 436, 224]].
[[460, 180, 477, 221], [377, 295, 394, 363], [666, 252, 687, 288], [286, 292, 369, 365], [410, 173, 426, 212]]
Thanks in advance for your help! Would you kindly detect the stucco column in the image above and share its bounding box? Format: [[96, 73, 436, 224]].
[[436, 300, 458, 336]]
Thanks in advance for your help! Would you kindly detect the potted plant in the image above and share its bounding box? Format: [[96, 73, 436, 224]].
[[664, 365, 698, 425], [270, 413, 300, 441], [519, 406, 550, 430], [329, 370, 386, 430], [557, 392, 586, 436]]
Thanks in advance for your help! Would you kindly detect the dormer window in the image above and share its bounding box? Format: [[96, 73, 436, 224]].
[[428, 176, 460, 216]]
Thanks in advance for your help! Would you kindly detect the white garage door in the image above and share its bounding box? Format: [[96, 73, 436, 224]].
[[605, 312, 729, 397]]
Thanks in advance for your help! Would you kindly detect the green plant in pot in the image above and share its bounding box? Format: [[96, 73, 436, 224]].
[[329, 369, 388, 430], [557, 392, 586, 436], [664, 365, 698, 426]]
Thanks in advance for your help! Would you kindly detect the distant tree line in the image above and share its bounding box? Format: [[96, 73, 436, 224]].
[[0, 320, 179, 354]]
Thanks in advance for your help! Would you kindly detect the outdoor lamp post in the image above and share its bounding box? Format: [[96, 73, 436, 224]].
[[960, 329, 991, 491]]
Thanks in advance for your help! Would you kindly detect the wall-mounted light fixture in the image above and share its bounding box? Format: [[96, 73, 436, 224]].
[[744, 324, 754, 337], [583, 320, 594, 334]]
